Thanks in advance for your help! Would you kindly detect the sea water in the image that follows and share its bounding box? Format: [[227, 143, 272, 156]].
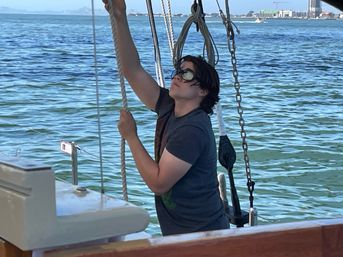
[[0, 13, 342, 235]]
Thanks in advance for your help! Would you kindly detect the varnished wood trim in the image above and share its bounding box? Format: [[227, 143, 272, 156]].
[[0, 238, 32, 257], [45, 218, 343, 257]]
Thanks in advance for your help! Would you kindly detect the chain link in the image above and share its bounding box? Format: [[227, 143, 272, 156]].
[[220, 9, 255, 207]]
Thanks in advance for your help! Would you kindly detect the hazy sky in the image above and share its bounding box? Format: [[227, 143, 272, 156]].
[[0, 0, 339, 14]]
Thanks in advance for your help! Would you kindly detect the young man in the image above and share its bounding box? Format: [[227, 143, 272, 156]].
[[104, 0, 229, 235]]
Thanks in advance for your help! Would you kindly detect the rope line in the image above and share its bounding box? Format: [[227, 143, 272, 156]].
[[91, 0, 105, 194], [108, 0, 128, 201], [172, 1, 218, 67], [161, 0, 175, 58], [146, 0, 165, 88], [166, 0, 175, 49]]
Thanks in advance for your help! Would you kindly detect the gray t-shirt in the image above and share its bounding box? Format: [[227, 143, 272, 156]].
[[154, 88, 228, 235]]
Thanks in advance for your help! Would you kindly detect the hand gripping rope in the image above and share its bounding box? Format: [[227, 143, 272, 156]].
[[108, 0, 129, 201]]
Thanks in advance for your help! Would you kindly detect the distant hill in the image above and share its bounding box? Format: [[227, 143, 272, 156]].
[[0, 6, 27, 14], [0, 6, 108, 15]]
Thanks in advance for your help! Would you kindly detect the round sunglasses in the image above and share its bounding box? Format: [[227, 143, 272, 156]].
[[171, 68, 198, 82]]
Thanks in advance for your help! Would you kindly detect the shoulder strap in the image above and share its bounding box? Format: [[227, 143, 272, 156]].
[[154, 110, 173, 163]]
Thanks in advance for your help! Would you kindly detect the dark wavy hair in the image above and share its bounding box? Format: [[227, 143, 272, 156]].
[[175, 55, 220, 115]]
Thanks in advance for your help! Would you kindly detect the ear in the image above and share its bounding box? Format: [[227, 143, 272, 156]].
[[199, 88, 208, 97]]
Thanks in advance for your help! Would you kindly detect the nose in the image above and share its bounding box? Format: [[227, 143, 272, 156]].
[[171, 72, 181, 81], [175, 74, 182, 80]]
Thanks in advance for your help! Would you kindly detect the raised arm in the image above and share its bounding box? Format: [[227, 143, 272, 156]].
[[103, 0, 160, 110]]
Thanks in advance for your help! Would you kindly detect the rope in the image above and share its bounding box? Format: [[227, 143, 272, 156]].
[[146, 0, 165, 88], [161, 0, 175, 58], [108, 0, 128, 201], [172, 0, 227, 143], [172, 1, 227, 142], [166, 0, 175, 54], [91, 0, 105, 194], [172, 1, 218, 67]]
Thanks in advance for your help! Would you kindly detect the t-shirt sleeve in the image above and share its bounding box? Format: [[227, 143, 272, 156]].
[[166, 125, 207, 164], [155, 87, 174, 116]]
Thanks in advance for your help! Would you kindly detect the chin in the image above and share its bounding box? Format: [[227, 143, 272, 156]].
[[169, 85, 175, 95], [168, 90, 176, 99]]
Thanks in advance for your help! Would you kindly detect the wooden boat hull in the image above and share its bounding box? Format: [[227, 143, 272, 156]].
[[46, 217, 343, 257], [2, 217, 341, 257]]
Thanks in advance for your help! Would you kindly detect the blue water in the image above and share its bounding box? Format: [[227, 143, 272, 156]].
[[1, 14, 342, 236]]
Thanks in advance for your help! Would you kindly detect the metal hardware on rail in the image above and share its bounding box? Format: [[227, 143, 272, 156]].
[[71, 142, 78, 186], [61, 141, 79, 186]]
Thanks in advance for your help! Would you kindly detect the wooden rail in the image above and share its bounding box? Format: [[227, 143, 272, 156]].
[[1, 218, 342, 257], [0, 238, 32, 257], [45, 218, 342, 257]]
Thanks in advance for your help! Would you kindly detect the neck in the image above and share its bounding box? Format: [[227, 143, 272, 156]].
[[174, 101, 200, 117]]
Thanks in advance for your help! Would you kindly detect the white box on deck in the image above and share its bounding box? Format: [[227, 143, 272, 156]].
[[0, 156, 150, 251]]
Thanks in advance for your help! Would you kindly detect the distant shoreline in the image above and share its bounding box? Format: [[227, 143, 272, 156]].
[[0, 6, 342, 20], [1, 12, 342, 21]]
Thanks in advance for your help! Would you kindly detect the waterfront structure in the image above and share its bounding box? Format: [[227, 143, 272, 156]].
[[308, 0, 322, 18]]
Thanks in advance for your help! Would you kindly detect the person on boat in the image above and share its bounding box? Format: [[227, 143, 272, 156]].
[[103, 0, 229, 236]]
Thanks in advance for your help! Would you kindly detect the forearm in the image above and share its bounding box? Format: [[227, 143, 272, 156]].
[[126, 135, 162, 193], [111, 11, 141, 77], [110, 10, 160, 110]]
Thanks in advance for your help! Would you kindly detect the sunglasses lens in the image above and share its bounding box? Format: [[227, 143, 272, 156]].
[[171, 68, 196, 82], [181, 70, 194, 81]]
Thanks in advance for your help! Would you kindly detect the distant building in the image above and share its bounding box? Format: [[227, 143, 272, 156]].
[[308, 0, 322, 18], [293, 11, 308, 18], [278, 10, 293, 18], [259, 9, 278, 18]]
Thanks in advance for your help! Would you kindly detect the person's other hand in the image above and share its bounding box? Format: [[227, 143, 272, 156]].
[[118, 109, 137, 141]]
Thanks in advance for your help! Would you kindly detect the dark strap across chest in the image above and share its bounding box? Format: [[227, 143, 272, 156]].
[[154, 109, 173, 163]]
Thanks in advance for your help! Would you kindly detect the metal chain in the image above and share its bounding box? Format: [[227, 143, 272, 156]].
[[230, 41, 255, 208], [219, 3, 255, 208]]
